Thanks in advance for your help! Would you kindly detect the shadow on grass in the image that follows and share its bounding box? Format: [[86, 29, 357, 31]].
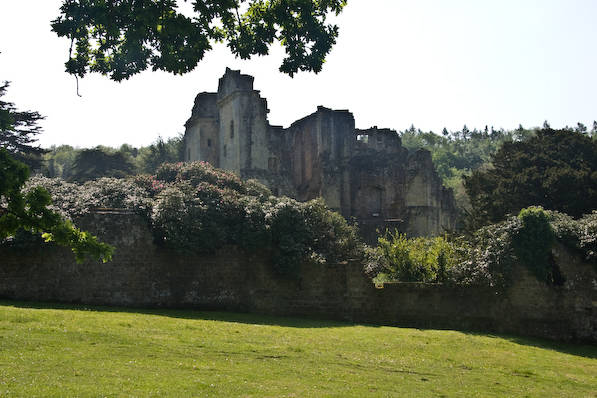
[[0, 299, 352, 329], [2, 299, 596, 360], [460, 331, 597, 360]]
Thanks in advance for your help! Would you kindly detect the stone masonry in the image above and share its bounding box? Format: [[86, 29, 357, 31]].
[[1, 211, 595, 343], [184, 68, 458, 240]]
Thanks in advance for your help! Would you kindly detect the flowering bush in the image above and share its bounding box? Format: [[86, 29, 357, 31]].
[[577, 212, 597, 263], [131, 174, 167, 198], [23, 162, 363, 275], [451, 207, 596, 288], [155, 161, 244, 192], [450, 217, 519, 288], [151, 179, 362, 275], [550, 210, 597, 265], [24, 176, 152, 218]]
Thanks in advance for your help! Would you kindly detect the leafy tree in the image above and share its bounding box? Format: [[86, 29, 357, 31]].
[[43, 145, 79, 179], [0, 84, 113, 262], [0, 82, 46, 169], [118, 143, 139, 158], [136, 135, 184, 174], [70, 147, 136, 181], [0, 148, 113, 263], [51, 0, 348, 81], [43, 136, 185, 179], [400, 124, 525, 183], [464, 128, 597, 227], [399, 124, 525, 211]]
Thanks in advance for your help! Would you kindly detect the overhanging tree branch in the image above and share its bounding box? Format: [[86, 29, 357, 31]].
[[51, 0, 348, 81]]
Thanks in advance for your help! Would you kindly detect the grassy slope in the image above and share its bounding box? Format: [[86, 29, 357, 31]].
[[0, 302, 595, 398]]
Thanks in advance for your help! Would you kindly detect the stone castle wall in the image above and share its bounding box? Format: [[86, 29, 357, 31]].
[[1, 212, 595, 343], [183, 69, 458, 240]]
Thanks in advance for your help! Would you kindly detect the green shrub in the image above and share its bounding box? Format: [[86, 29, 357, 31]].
[[371, 231, 458, 283], [512, 207, 555, 282], [303, 199, 361, 264], [368, 207, 595, 288]]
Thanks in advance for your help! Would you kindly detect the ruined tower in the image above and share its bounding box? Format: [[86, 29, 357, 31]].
[[184, 68, 458, 240]]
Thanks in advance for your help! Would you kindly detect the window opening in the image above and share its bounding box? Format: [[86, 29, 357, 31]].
[[268, 157, 278, 171], [368, 187, 383, 216]]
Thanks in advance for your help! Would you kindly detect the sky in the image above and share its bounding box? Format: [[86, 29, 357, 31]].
[[1, 0, 596, 149]]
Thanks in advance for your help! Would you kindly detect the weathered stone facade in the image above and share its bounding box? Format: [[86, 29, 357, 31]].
[[184, 68, 457, 239]]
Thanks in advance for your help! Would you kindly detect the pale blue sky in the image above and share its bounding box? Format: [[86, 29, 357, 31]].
[[0, 0, 596, 148]]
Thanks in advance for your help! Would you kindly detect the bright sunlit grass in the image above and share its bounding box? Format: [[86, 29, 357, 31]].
[[0, 301, 595, 397]]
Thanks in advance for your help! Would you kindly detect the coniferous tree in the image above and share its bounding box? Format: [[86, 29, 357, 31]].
[[0, 82, 46, 168], [0, 86, 113, 262], [464, 127, 597, 227]]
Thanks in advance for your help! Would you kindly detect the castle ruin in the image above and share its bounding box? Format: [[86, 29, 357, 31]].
[[184, 68, 457, 240]]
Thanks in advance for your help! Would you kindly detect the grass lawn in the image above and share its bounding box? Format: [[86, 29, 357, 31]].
[[0, 301, 595, 397]]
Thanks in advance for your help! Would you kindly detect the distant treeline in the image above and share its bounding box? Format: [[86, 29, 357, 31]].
[[398, 122, 597, 210], [42, 135, 184, 181], [41, 122, 597, 213]]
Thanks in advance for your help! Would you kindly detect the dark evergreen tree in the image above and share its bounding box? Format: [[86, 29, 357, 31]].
[[0, 82, 113, 262], [70, 147, 136, 181], [0, 82, 46, 168], [464, 128, 597, 227]]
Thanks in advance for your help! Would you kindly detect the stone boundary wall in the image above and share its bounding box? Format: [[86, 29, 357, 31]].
[[0, 211, 595, 343]]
